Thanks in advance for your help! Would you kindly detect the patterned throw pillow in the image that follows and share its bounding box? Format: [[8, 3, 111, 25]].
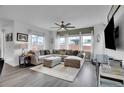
[[60, 50, 66, 55]]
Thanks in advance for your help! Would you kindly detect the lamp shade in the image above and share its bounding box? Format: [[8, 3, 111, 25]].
[[19, 43, 28, 49]]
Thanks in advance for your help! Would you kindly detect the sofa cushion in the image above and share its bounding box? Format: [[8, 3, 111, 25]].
[[72, 50, 79, 56], [39, 50, 44, 55], [66, 50, 73, 55], [46, 50, 50, 54], [60, 50, 66, 55], [38, 55, 51, 60], [44, 50, 47, 55], [53, 50, 56, 54], [65, 56, 83, 61]]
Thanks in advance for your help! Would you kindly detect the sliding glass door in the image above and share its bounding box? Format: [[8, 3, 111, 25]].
[[57, 34, 92, 53], [82, 36, 92, 52], [56, 34, 93, 61], [59, 37, 66, 49], [68, 36, 80, 50]]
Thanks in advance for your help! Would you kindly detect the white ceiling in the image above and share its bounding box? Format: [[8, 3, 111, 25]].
[[0, 5, 111, 31]]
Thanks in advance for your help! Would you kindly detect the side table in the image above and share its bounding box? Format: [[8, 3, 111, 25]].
[[19, 55, 26, 67], [19, 55, 32, 67]]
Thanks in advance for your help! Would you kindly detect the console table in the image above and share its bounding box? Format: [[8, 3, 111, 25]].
[[99, 64, 124, 86]]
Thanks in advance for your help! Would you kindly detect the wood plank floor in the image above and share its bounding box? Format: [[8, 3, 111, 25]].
[[0, 62, 97, 87]]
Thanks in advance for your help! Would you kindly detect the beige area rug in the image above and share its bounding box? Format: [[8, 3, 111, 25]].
[[30, 63, 83, 82]]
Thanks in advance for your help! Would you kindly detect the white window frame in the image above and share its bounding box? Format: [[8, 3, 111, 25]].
[[57, 33, 92, 52], [31, 34, 45, 50]]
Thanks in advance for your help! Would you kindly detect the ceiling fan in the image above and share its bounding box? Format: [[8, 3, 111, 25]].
[[51, 21, 75, 31]]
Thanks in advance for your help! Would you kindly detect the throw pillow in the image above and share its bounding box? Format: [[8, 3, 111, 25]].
[[39, 50, 44, 55], [73, 50, 79, 56], [77, 52, 84, 58], [44, 50, 47, 55], [46, 50, 50, 54]]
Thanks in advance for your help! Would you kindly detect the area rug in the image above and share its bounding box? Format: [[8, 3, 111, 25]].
[[30, 63, 83, 82]]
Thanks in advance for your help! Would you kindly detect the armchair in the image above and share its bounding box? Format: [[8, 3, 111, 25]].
[[27, 50, 52, 65]]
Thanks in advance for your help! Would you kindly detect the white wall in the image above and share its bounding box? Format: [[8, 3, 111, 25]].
[[14, 21, 50, 48], [93, 6, 124, 61], [104, 6, 124, 60], [0, 19, 53, 66], [93, 24, 106, 59], [1, 21, 15, 66], [49, 31, 56, 50], [13, 21, 52, 66]]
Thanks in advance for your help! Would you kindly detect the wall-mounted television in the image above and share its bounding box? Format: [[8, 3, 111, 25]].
[[104, 17, 116, 50]]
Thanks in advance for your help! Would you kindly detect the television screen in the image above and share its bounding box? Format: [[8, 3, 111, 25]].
[[104, 17, 116, 50]]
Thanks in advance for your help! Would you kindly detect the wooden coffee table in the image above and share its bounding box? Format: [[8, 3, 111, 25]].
[[64, 56, 83, 68], [43, 57, 61, 68]]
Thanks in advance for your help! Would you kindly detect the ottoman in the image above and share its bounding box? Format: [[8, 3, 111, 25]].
[[43, 57, 61, 68], [38, 55, 52, 63], [64, 56, 84, 68]]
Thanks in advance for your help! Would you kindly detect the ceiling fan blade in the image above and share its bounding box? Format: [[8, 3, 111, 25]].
[[55, 23, 61, 26], [65, 23, 71, 26], [57, 27, 62, 31], [50, 27, 60, 28], [66, 26, 75, 28], [64, 28, 69, 31]]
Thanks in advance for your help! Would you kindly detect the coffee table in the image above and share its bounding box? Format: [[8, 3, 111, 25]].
[[43, 56, 61, 68], [64, 56, 83, 68]]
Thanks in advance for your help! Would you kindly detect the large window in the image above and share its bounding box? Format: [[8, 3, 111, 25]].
[[57, 35, 92, 52], [31, 35, 45, 50], [82, 36, 92, 52], [68, 36, 80, 50], [59, 37, 66, 49]]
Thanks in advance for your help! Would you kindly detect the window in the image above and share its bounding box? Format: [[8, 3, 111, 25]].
[[57, 35, 92, 52], [59, 37, 66, 49], [68, 36, 80, 50], [82, 36, 92, 52], [31, 35, 45, 50]]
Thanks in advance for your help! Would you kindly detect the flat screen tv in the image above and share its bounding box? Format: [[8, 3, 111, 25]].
[[104, 17, 116, 50]]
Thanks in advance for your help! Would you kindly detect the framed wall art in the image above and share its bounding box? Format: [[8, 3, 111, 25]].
[[17, 33, 28, 42], [6, 33, 13, 42]]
